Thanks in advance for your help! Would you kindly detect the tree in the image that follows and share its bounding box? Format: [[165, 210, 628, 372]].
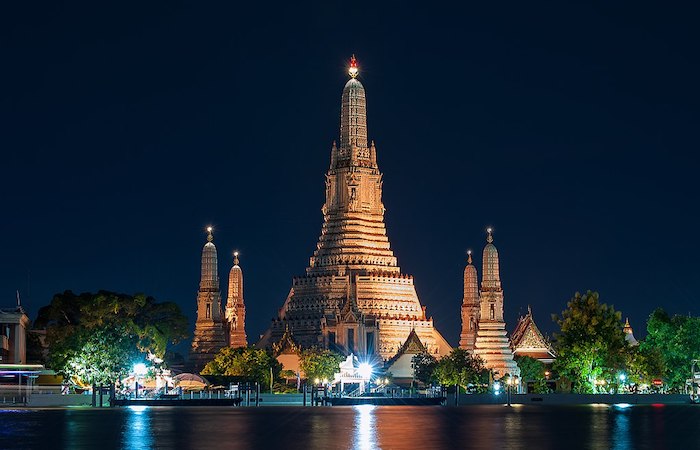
[[34, 290, 188, 385], [641, 308, 700, 390], [299, 347, 343, 381], [431, 348, 485, 391], [516, 356, 545, 382], [552, 291, 627, 393], [516, 356, 552, 394], [411, 353, 437, 385], [201, 347, 281, 392]]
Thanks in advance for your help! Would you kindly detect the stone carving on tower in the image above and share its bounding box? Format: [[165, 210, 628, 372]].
[[225, 251, 247, 348], [259, 56, 452, 361], [190, 227, 227, 371], [459, 250, 480, 351], [472, 229, 520, 379]]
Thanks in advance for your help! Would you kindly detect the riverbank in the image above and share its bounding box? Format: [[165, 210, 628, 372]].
[[3, 392, 692, 408]]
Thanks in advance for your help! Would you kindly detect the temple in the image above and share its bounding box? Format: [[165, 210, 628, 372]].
[[511, 307, 556, 364], [459, 250, 479, 351], [189, 227, 227, 370], [225, 252, 247, 348], [471, 229, 520, 379], [259, 56, 451, 361]]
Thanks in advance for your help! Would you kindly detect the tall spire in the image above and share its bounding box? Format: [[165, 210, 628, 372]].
[[200, 226, 219, 291], [482, 227, 501, 291], [190, 226, 227, 370], [226, 250, 247, 348], [309, 54, 396, 274], [473, 228, 519, 379], [459, 249, 480, 351], [339, 55, 368, 159]]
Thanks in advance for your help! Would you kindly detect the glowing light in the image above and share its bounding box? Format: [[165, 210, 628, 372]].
[[133, 363, 148, 376], [314, 378, 320, 385], [207, 226, 213, 233], [127, 405, 148, 412], [614, 403, 633, 409], [487, 227, 493, 233], [234, 251, 239, 257], [619, 373, 626, 382], [358, 363, 373, 379], [348, 55, 359, 78]]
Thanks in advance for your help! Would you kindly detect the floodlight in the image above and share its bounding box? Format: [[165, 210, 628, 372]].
[[358, 363, 373, 379]]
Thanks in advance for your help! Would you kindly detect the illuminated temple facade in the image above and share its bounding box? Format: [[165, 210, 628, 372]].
[[190, 229, 247, 370], [460, 230, 520, 379], [259, 57, 452, 361]]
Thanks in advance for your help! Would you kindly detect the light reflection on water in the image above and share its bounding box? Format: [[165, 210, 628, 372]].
[[1, 404, 699, 449], [123, 406, 153, 450], [353, 405, 377, 450]]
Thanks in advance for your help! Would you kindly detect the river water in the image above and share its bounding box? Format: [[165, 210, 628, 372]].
[[1, 404, 699, 449]]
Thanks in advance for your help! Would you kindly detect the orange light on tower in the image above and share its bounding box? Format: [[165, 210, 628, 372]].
[[349, 54, 359, 78]]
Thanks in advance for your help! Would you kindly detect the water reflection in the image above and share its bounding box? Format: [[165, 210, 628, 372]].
[[353, 405, 378, 450], [2, 404, 699, 449], [122, 406, 153, 450], [611, 408, 631, 450]]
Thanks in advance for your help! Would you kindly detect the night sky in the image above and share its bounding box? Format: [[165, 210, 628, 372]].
[[3, 2, 699, 351]]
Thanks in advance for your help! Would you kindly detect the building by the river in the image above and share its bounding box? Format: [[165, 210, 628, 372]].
[[258, 56, 452, 362], [190, 228, 247, 370]]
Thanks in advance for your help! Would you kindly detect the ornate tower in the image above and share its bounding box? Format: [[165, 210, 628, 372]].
[[225, 251, 247, 348], [473, 229, 519, 379], [459, 250, 480, 351], [259, 56, 451, 361], [190, 227, 227, 370]]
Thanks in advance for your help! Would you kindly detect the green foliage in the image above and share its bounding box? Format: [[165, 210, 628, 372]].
[[299, 347, 343, 381], [532, 378, 552, 394], [431, 348, 485, 388], [641, 308, 700, 390], [552, 291, 627, 393], [516, 356, 545, 382], [35, 290, 188, 385], [411, 353, 437, 384], [201, 347, 281, 392]]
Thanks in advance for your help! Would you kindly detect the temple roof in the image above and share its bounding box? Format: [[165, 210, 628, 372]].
[[385, 329, 428, 367], [272, 326, 301, 356], [511, 307, 556, 361]]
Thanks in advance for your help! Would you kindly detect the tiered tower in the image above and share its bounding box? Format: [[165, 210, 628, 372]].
[[225, 251, 247, 348], [459, 250, 480, 351], [472, 229, 519, 379], [190, 227, 227, 370], [259, 56, 451, 361]]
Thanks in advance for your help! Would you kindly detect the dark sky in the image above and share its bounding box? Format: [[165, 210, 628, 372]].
[[2, 1, 699, 350]]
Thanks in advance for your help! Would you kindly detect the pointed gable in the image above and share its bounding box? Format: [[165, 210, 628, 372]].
[[272, 326, 301, 356], [511, 308, 556, 363]]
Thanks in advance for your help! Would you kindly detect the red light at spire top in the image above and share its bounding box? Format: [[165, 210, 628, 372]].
[[349, 54, 359, 78]]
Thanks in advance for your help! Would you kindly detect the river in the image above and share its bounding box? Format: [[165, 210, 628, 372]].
[[1, 404, 699, 449]]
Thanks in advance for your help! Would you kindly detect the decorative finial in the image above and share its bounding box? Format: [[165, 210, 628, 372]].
[[206, 226, 213, 242], [467, 250, 472, 264], [233, 251, 239, 265], [486, 227, 493, 243], [348, 54, 359, 78]]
